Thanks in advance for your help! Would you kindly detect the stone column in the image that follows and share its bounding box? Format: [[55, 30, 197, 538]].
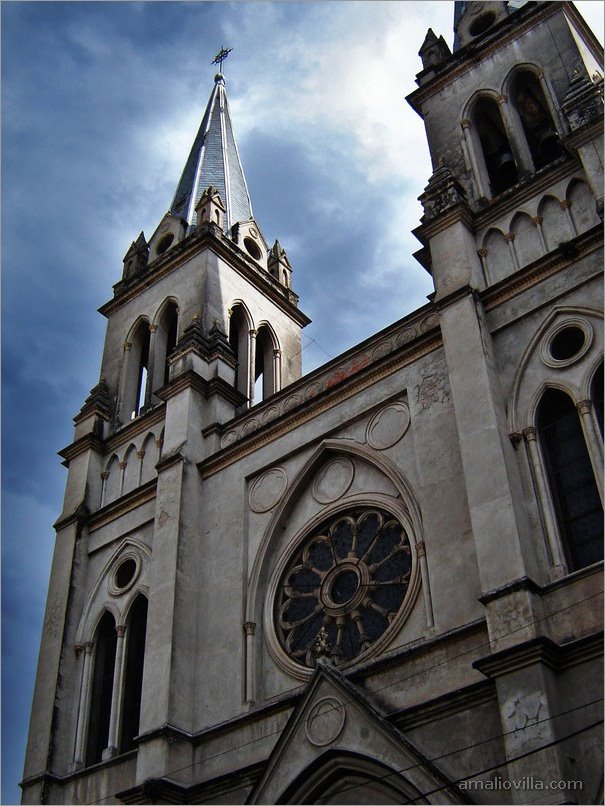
[[273, 349, 282, 394], [104, 624, 127, 759], [137, 450, 145, 487], [147, 324, 159, 402], [99, 471, 109, 508], [505, 231, 520, 271], [248, 329, 257, 406], [117, 342, 132, 423], [73, 642, 94, 769], [577, 400, 604, 505], [416, 541, 434, 629], [477, 249, 490, 285], [243, 621, 256, 704], [461, 118, 488, 199], [498, 93, 534, 176], [523, 427, 566, 576], [531, 216, 547, 254], [118, 461, 127, 497]]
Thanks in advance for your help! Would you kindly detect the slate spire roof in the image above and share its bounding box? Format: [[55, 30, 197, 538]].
[[169, 72, 253, 233]]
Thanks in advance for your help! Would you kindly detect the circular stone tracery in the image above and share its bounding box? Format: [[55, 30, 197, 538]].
[[275, 507, 413, 669]]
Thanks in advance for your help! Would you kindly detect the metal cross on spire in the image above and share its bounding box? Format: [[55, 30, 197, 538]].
[[212, 47, 233, 72]]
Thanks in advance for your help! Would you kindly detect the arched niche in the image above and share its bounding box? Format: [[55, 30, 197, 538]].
[[103, 454, 121, 506], [140, 432, 159, 485], [510, 211, 543, 267], [122, 443, 139, 496], [255, 323, 279, 402], [482, 227, 512, 283], [537, 195, 570, 252], [567, 179, 601, 234], [122, 317, 151, 421], [229, 302, 253, 400], [151, 298, 179, 397]]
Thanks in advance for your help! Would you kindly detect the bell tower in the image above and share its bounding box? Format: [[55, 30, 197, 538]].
[[21, 66, 309, 805]]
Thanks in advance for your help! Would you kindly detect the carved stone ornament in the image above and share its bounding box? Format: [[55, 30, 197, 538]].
[[305, 697, 346, 746], [366, 403, 411, 450], [249, 467, 288, 513], [312, 457, 355, 504]]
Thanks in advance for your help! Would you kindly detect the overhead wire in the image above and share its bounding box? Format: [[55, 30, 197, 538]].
[[85, 586, 603, 804]]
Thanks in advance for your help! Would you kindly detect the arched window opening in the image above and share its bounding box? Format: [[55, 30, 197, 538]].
[[255, 326, 276, 402], [229, 306, 250, 399], [163, 306, 178, 386], [86, 611, 117, 766], [512, 72, 563, 170], [473, 97, 518, 195], [134, 332, 150, 418], [591, 363, 604, 437], [537, 389, 603, 571], [119, 596, 148, 753]]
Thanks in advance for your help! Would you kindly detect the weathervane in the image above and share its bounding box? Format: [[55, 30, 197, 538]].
[[212, 47, 233, 72]]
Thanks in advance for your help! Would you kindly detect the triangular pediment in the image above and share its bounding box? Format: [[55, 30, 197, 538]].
[[248, 661, 467, 804]]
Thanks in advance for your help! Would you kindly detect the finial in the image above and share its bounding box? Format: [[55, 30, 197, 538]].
[[212, 46, 233, 74]]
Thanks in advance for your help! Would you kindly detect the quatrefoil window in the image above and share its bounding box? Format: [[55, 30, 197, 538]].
[[275, 507, 412, 669]]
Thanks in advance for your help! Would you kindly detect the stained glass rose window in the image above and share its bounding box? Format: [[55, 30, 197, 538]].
[[274, 507, 413, 669]]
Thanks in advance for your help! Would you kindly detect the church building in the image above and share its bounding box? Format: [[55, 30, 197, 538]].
[[22, 2, 603, 803]]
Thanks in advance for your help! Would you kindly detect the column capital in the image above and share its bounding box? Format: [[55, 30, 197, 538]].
[[504, 231, 515, 242], [509, 432, 523, 449], [523, 426, 538, 442], [560, 199, 571, 210], [243, 621, 256, 636], [530, 216, 543, 226], [249, 329, 257, 338], [116, 625, 126, 638], [497, 94, 508, 105], [461, 118, 472, 130], [137, 450, 145, 459], [74, 643, 85, 656], [149, 324, 158, 333], [415, 540, 426, 558], [477, 248, 488, 257], [101, 471, 110, 480], [123, 342, 132, 352], [577, 399, 592, 416], [119, 461, 127, 470]]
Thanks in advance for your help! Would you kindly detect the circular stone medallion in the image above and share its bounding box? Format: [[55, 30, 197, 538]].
[[312, 457, 355, 504], [305, 697, 346, 746], [249, 467, 288, 513], [366, 403, 410, 450]]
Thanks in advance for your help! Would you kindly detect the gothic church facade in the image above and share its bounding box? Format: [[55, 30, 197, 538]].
[[22, 2, 603, 804]]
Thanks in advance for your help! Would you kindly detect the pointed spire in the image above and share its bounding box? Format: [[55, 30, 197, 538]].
[[170, 73, 253, 234]]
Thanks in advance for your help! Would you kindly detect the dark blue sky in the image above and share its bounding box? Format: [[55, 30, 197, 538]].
[[2, 2, 602, 803]]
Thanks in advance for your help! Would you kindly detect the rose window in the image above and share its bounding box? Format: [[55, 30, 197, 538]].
[[275, 507, 413, 669]]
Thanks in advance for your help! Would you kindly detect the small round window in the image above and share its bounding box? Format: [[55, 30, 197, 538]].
[[542, 319, 592, 368], [550, 326, 585, 361], [244, 237, 262, 260], [115, 558, 137, 589], [274, 507, 414, 671], [157, 233, 174, 255]]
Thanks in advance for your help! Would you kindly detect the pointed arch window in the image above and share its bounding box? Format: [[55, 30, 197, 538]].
[[229, 305, 251, 399], [255, 325, 278, 402], [152, 302, 178, 394], [537, 389, 603, 571], [473, 97, 518, 195], [119, 596, 148, 752], [511, 71, 563, 170], [86, 612, 117, 766]]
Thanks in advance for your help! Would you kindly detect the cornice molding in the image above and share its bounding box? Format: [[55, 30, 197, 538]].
[[473, 632, 604, 680], [88, 478, 157, 532], [99, 227, 310, 328], [58, 433, 105, 465]]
